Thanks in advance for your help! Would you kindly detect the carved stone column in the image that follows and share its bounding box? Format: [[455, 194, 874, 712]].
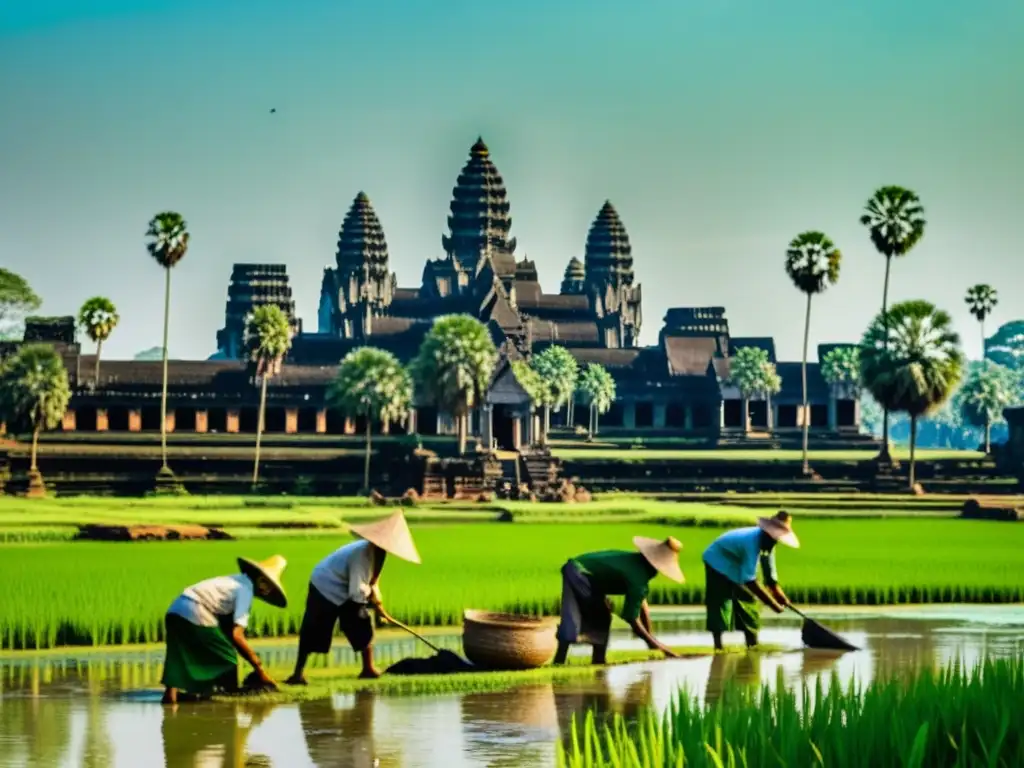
[[165, 410, 176, 433], [316, 409, 327, 434], [61, 409, 76, 431], [128, 409, 142, 432], [195, 410, 208, 433], [285, 408, 298, 434], [226, 410, 240, 433], [96, 409, 109, 432]]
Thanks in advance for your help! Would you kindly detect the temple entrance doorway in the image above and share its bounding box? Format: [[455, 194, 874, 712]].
[[492, 405, 517, 451]]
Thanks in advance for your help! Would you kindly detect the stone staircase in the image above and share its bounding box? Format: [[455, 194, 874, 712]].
[[518, 446, 563, 498]]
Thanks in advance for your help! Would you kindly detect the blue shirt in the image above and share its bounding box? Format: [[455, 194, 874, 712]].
[[702, 527, 778, 586]]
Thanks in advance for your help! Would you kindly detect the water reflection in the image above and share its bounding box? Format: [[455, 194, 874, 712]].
[[1, 607, 1023, 767], [161, 700, 275, 768]]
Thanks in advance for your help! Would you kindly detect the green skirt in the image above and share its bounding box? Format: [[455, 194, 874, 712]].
[[704, 563, 761, 636], [161, 613, 239, 694]]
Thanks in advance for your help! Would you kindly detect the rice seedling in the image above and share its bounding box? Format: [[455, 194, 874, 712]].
[[0, 519, 1020, 650], [558, 657, 1024, 767]]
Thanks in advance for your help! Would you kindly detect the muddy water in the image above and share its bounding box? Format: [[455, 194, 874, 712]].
[[1, 606, 1022, 768]]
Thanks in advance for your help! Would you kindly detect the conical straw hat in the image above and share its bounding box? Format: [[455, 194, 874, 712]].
[[757, 511, 800, 549], [633, 536, 685, 584], [350, 510, 421, 564], [237, 554, 288, 608]]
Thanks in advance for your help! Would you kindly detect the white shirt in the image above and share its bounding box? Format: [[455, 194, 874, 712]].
[[702, 527, 779, 586], [167, 574, 254, 628], [310, 540, 382, 607]]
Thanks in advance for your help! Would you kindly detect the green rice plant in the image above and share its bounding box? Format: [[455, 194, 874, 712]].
[[1, 519, 1022, 649], [558, 657, 1024, 767]]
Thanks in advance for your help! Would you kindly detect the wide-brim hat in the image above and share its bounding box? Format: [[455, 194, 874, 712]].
[[633, 536, 685, 584], [237, 554, 288, 608], [758, 512, 800, 549], [350, 510, 421, 565]]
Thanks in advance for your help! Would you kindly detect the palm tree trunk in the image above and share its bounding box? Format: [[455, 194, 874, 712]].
[[742, 398, 750, 434], [363, 417, 372, 493], [980, 320, 986, 360], [457, 410, 467, 455], [159, 266, 172, 471], [908, 413, 918, 490], [94, 339, 103, 388], [984, 418, 991, 454], [767, 392, 774, 432], [800, 292, 812, 475], [594, 405, 600, 437], [878, 256, 893, 464], [543, 405, 550, 445], [252, 375, 268, 486], [588, 403, 595, 439], [30, 424, 40, 472]]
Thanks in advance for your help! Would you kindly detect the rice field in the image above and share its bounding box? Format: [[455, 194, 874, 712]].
[[558, 657, 1024, 767], [1, 518, 1021, 650]]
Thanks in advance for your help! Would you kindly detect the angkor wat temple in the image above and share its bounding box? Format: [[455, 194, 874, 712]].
[[4, 138, 865, 448]]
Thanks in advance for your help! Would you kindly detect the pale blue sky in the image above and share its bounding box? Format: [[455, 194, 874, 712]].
[[1, 0, 1021, 361]]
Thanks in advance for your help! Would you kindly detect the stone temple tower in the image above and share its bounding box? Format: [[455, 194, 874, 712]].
[[583, 201, 642, 347], [440, 137, 517, 277], [318, 191, 395, 338], [560, 256, 586, 295]]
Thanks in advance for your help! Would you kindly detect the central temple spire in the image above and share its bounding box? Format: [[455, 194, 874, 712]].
[[441, 137, 516, 274]]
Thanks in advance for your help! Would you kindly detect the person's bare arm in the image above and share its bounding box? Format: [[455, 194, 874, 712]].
[[630, 602, 679, 658], [745, 581, 784, 613], [768, 583, 790, 608], [231, 625, 276, 687]]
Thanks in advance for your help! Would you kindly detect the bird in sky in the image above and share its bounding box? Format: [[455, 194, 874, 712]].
[[269, 108, 276, 114]]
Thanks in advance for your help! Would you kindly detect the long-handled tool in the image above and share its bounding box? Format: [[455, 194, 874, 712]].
[[377, 608, 443, 653], [787, 605, 859, 652]]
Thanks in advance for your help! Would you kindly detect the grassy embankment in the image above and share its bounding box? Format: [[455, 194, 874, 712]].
[[559, 657, 1024, 767], [1, 514, 1021, 650]]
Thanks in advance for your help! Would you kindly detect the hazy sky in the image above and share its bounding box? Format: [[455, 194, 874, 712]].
[[2, 0, 1021, 362]]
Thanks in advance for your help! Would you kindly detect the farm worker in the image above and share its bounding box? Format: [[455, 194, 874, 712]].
[[553, 536, 685, 665], [161, 554, 288, 705], [285, 510, 421, 684], [702, 511, 798, 651]]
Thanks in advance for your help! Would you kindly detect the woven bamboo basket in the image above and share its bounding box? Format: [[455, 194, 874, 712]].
[[462, 610, 558, 670]]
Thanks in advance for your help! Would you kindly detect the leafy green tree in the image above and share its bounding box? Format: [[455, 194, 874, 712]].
[[728, 346, 775, 431], [0, 268, 42, 340], [330, 347, 413, 492], [511, 360, 552, 444], [985, 320, 1024, 371], [785, 231, 841, 473], [821, 346, 862, 393], [410, 314, 496, 454], [243, 305, 293, 486], [762, 362, 782, 431], [145, 211, 189, 474], [577, 363, 616, 439], [859, 186, 926, 462], [964, 284, 998, 355], [860, 300, 964, 489], [0, 344, 72, 489], [77, 297, 119, 387], [531, 345, 579, 441], [958, 360, 1018, 453]]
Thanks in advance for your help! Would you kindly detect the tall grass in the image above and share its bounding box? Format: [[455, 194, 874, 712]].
[[1, 519, 1022, 649], [558, 657, 1024, 767]]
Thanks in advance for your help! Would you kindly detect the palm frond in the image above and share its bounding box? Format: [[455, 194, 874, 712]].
[[145, 212, 189, 269], [784, 231, 841, 295], [860, 186, 926, 258]]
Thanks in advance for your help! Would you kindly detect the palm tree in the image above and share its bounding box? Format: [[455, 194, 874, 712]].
[[958, 360, 1017, 453], [859, 187, 926, 463], [531, 345, 579, 442], [785, 231, 841, 474], [145, 212, 189, 474], [0, 343, 72, 496], [860, 300, 964, 489], [964, 284, 998, 356], [77, 297, 119, 388], [243, 305, 293, 486], [410, 314, 496, 455], [330, 347, 413, 492], [762, 362, 782, 431], [577, 363, 616, 439], [511, 360, 551, 445]]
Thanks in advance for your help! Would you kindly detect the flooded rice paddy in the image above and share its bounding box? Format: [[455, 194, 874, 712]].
[[2, 606, 1023, 767]]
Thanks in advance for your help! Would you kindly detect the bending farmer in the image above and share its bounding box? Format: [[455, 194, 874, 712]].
[[554, 536, 685, 665], [161, 555, 288, 704], [702, 511, 799, 650], [286, 510, 421, 684]]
